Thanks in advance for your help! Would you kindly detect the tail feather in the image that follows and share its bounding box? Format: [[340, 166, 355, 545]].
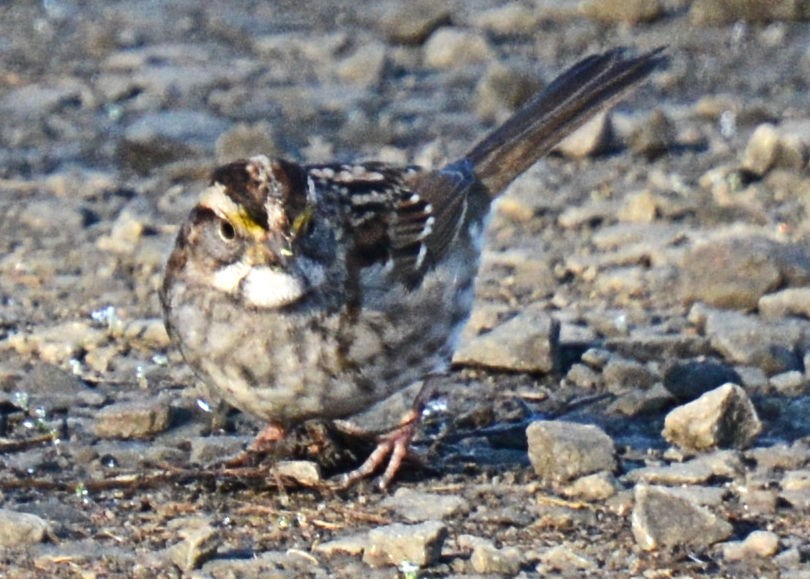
[[465, 47, 667, 195]]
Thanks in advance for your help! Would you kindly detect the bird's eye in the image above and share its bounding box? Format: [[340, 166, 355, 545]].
[[218, 220, 236, 241]]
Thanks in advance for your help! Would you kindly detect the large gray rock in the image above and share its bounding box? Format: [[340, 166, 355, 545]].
[[526, 420, 617, 483], [0, 509, 53, 548], [663, 383, 762, 451], [454, 307, 560, 373], [363, 520, 447, 568], [632, 485, 733, 550]]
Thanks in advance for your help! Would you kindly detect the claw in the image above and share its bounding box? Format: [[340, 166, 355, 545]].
[[336, 408, 420, 490]]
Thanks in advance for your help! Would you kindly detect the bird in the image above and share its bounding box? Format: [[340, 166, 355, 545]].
[[161, 46, 665, 489]]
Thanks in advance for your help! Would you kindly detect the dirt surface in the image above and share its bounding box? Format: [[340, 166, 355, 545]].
[[2, 1, 810, 576]]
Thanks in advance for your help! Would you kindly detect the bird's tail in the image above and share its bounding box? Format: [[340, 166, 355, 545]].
[[465, 47, 666, 196]]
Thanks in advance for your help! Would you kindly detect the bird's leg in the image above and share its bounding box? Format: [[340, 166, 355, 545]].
[[336, 377, 437, 490], [219, 421, 286, 468], [248, 421, 286, 452]]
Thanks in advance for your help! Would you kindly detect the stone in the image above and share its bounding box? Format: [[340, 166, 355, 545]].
[[723, 530, 780, 560], [313, 532, 368, 557], [690, 0, 808, 24], [538, 543, 597, 572], [618, 190, 658, 223], [769, 370, 805, 395], [2, 321, 106, 366], [380, 1, 451, 44], [423, 28, 493, 69], [679, 237, 783, 310], [163, 522, 219, 571], [759, 287, 810, 319], [469, 540, 522, 575], [624, 460, 714, 485], [93, 399, 172, 439], [472, 3, 543, 34], [188, 436, 251, 465], [602, 358, 659, 394], [743, 123, 785, 175], [663, 383, 762, 451], [274, 460, 322, 486], [363, 520, 447, 568], [215, 121, 277, 164], [632, 485, 733, 550], [695, 305, 805, 375], [580, 0, 663, 23], [561, 471, 620, 501], [555, 112, 614, 159], [663, 359, 742, 402], [627, 110, 675, 159], [606, 383, 676, 417], [0, 509, 53, 548], [380, 488, 470, 522], [336, 42, 387, 87], [526, 420, 617, 483], [475, 62, 541, 123], [453, 306, 560, 373]]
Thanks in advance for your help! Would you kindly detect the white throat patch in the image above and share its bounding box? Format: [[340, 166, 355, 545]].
[[241, 266, 305, 308]]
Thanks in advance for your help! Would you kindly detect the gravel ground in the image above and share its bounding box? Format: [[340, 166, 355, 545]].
[[2, 0, 810, 576]]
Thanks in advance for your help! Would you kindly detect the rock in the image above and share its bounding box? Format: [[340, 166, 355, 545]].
[[380, 488, 470, 522], [472, 3, 543, 34], [423, 28, 494, 69], [93, 399, 172, 439], [313, 531, 368, 557], [538, 543, 597, 572], [363, 520, 447, 568], [561, 471, 620, 501], [15, 363, 95, 414], [579, 0, 664, 24], [782, 469, 810, 491], [336, 42, 387, 87], [96, 210, 144, 254], [617, 190, 658, 223], [743, 123, 784, 175], [738, 486, 778, 515], [119, 110, 228, 172], [2, 321, 106, 366], [380, 1, 451, 44], [122, 318, 171, 350], [475, 62, 542, 123], [0, 509, 53, 548], [607, 383, 676, 417], [663, 359, 742, 402], [163, 522, 219, 571], [690, 0, 810, 25], [215, 121, 277, 164], [526, 420, 617, 483], [602, 358, 659, 394], [555, 112, 614, 159], [695, 305, 805, 374], [469, 540, 522, 575], [723, 530, 780, 560], [769, 370, 805, 395], [632, 485, 733, 551], [627, 110, 675, 159], [453, 306, 560, 373], [565, 363, 601, 389], [188, 436, 251, 465], [201, 549, 326, 576], [274, 460, 322, 486], [679, 237, 783, 309], [663, 383, 762, 451], [759, 287, 810, 319], [624, 459, 714, 485]]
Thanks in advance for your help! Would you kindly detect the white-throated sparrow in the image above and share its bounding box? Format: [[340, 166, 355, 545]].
[[161, 47, 664, 488]]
